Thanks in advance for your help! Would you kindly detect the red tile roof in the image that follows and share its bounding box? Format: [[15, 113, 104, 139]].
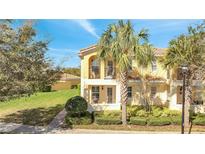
[[79, 45, 167, 57]]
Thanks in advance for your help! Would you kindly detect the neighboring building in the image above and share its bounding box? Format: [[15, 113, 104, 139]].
[[79, 45, 205, 112], [52, 73, 80, 91]]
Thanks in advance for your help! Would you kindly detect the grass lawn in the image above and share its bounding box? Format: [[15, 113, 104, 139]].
[[0, 89, 78, 126]]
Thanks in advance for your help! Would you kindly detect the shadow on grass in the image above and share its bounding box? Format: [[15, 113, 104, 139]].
[[0, 104, 64, 126]]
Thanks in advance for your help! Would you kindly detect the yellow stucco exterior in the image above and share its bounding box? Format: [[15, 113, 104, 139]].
[[79, 45, 205, 112]]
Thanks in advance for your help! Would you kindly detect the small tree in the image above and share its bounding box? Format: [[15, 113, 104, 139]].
[[0, 20, 60, 101]]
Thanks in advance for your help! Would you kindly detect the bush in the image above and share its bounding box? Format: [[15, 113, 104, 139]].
[[135, 110, 149, 117], [94, 110, 121, 118], [127, 105, 145, 117], [152, 108, 163, 117], [94, 110, 121, 125], [163, 109, 181, 117], [41, 85, 52, 92], [170, 116, 181, 125], [193, 117, 205, 126], [65, 96, 87, 114], [129, 117, 147, 125], [148, 117, 171, 126], [65, 111, 92, 125], [95, 117, 122, 125], [196, 113, 205, 118]]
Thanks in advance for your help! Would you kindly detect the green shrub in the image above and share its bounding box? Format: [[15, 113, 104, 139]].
[[196, 113, 205, 118], [95, 117, 122, 125], [163, 109, 181, 117], [127, 105, 145, 117], [170, 116, 181, 125], [94, 110, 121, 118], [65, 96, 87, 114], [193, 117, 205, 126], [129, 117, 147, 125], [148, 117, 171, 126], [136, 110, 149, 117], [65, 112, 92, 125], [152, 109, 163, 117]]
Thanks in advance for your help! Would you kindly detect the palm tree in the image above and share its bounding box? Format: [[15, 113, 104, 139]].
[[97, 20, 154, 124], [162, 21, 205, 128]]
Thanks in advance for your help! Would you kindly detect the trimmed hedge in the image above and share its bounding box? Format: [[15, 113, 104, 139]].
[[129, 117, 147, 126], [193, 117, 205, 126], [65, 112, 93, 125], [95, 117, 122, 125], [170, 116, 181, 125], [148, 117, 171, 126], [65, 96, 87, 114], [94, 111, 121, 118]]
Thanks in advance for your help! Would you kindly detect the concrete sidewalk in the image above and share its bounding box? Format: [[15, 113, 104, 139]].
[[0, 122, 47, 134]]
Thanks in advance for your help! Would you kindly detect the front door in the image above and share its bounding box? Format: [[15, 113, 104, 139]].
[[107, 87, 113, 103]]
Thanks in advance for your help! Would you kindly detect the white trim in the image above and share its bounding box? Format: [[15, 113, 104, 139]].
[[129, 80, 166, 83], [87, 103, 121, 111], [84, 79, 117, 85]]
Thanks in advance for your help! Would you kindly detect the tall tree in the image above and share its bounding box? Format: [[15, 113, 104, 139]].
[[0, 20, 60, 101], [97, 20, 154, 124], [162, 21, 205, 128]]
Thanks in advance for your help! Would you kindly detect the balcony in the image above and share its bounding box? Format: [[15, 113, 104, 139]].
[[104, 67, 116, 79]]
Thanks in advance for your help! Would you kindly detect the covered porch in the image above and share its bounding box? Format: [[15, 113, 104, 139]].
[[82, 81, 121, 111]]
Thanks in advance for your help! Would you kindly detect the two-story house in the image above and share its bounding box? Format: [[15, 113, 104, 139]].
[[79, 45, 205, 112]]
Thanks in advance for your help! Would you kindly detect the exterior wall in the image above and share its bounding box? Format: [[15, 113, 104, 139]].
[[52, 79, 80, 91], [127, 81, 168, 105], [132, 57, 168, 80], [80, 48, 205, 112]]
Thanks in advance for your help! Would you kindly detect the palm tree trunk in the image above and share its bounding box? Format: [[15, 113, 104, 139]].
[[141, 78, 150, 111], [120, 71, 128, 125], [184, 79, 192, 128]]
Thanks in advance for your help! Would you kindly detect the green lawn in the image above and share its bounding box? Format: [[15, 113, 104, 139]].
[[0, 89, 78, 126]]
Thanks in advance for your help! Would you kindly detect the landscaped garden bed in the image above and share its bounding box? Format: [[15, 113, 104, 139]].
[[63, 96, 205, 132]]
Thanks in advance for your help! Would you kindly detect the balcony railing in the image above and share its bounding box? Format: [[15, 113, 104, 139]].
[[104, 67, 116, 79], [89, 66, 100, 79]]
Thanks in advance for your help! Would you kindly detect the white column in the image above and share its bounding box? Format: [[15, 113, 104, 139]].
[[80, 79, 84, 97]]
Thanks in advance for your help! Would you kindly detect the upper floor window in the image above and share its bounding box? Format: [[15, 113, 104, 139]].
[[105, 60, 116, 79], [151, 59, 157, 72], [177, 68, 183, 80], [89, 57, 100, 79], [128, 87, 132, 98]]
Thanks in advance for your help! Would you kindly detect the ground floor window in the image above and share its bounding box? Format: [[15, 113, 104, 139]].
[[177, 86, 204, 105], [107, 87, 113, 103], [193, 86, 203, 105], [128, 87, 132, 98], [92, 86, 100, 103], [150, 86, 157, 99]]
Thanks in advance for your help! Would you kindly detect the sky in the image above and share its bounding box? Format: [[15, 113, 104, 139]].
[[32, 19, 204, 68]]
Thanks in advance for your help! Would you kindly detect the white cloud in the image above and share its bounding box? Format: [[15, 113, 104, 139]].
[[73, 19, 99, 38]]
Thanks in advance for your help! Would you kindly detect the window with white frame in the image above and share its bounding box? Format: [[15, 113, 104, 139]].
[[128, 87, 132, 98], [150, 86, 157, 99], [92, 86, 100, 103], [151, 59, 157, 72]]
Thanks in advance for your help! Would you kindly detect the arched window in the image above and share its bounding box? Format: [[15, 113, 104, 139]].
[[89, 57, 100, 79]]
